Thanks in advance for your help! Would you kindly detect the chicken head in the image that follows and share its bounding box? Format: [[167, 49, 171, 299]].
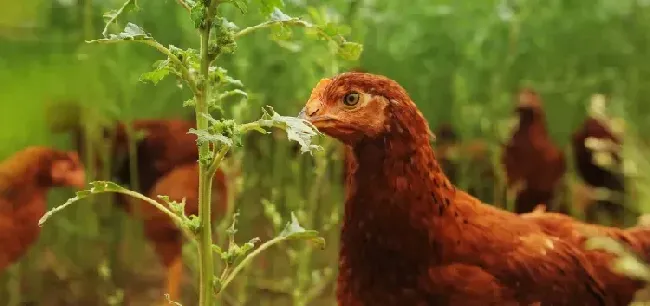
[[298, 72, 432, 145]]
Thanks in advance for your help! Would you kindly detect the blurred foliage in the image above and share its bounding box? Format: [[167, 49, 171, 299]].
[[2, 0, 650, 305]]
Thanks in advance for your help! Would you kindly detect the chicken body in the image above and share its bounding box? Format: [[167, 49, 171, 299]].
[[572, 116, 629, 224], [502, 89, 567, 213], [300, 72, 640, 305], [0, 147, 85, 271]]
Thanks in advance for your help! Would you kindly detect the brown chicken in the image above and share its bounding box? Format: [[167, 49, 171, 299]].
[[0, 147, 85, 271], [502, 88, 567, 213], [299, 72, 641, 305], [572, 94, 630, 225], [61, 118, 228, 301]]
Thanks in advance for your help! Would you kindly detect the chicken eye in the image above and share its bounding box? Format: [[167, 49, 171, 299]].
[[343, 92, 360, 107]]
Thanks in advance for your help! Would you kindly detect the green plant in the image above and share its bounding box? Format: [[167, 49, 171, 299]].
[[38, 0, 361, 305]]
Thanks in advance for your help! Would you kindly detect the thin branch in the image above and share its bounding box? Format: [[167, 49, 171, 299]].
[[234, 20, 311, 39], [175, 0, 192, 12], [237, 119, 274, 134]]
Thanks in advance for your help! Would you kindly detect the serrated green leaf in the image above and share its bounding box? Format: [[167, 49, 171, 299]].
[[102, 0, 139, 37], [337, 41, 363, 61], [262, 106, 322, 154]]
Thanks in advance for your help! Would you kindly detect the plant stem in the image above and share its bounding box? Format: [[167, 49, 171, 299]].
[[197, 3, 217, 304]]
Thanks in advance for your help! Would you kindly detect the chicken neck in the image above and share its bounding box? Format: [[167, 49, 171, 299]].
[[341, 126, 460, 263]]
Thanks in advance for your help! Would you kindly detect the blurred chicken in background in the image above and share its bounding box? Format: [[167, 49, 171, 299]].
[[502, 88, 567, 213], [571, 94, 634, 226], [0, 147, 85, 272]]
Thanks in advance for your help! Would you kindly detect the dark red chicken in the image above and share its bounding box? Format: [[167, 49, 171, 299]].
[[502, 88, 567, 213], [0, 147, 85, 271], [571, 94, 630, 225], [299, 72, 646, 305]]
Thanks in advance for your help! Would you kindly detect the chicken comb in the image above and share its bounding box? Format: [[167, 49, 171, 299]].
[[309, 78, 332, 101]]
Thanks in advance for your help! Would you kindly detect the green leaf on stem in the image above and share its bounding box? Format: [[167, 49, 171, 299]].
[[279, 212, 326, 249], [102, 0, 139, 37], [261, 106, 322, 154]]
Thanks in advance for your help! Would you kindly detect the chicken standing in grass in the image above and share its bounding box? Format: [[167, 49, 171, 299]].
[[0, 147, 85, 271], [571, 94, 630, 225], [298, 72, 644, 305], [502, 88, 567, 213]]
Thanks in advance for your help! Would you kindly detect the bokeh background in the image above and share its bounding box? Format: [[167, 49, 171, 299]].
[[2, 0, 650, 305]]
